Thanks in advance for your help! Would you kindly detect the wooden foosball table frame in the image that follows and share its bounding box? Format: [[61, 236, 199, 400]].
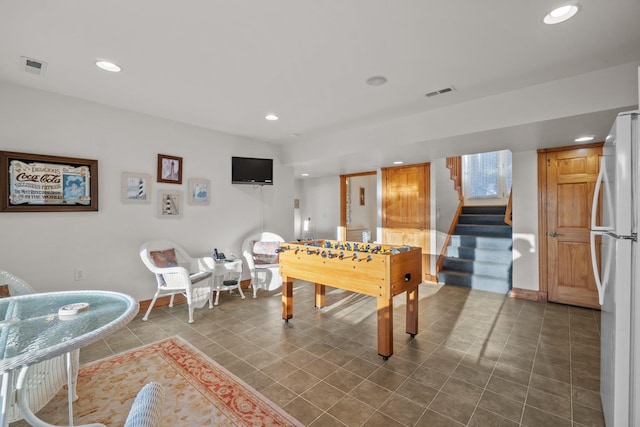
[[278, 240, 422, 359]]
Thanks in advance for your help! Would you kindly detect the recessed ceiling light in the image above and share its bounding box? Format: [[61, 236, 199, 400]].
[[393, 161, 404, 165], [265, 113, 279, 121], [366, 76, 387, 86], [301, 173, 309, 177], [575, 136, 595, 142], [95, 60, 122, 72], [544, 4, 580, 24]]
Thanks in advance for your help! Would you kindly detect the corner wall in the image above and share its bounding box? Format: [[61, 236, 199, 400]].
[[511, 150, 540, 291]]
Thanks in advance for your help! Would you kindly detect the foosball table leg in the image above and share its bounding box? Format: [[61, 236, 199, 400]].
[[282, 277, 293, 322], [314, 283, 326, 308], [406, 284, 419, 338], [377, 296, 393, 359]]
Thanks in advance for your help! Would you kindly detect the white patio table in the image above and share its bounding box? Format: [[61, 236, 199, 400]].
[[0, 290, 138, 427]]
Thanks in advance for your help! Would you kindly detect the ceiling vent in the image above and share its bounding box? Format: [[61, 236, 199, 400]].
[[21, 56, 47, 76], [425, 85, 456, 98]]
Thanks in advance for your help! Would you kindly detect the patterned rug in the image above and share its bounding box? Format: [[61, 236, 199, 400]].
[[24, 336, 303, 426]]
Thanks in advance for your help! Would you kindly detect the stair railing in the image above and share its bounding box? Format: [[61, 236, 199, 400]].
[[504, 189, 512, 226], [436, 200, 464, 275], [437, 156, 465, 276], [446, 156, 463, 201]]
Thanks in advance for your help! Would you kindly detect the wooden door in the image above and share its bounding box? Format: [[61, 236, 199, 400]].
[[382, 164, 431, 280], [545, 145, 602, 308]]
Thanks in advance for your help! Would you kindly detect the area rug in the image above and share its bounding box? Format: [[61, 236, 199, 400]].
[[26, 336, 303, 426]]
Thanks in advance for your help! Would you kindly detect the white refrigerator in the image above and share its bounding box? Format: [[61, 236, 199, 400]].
[[590, 111, 639, 427]]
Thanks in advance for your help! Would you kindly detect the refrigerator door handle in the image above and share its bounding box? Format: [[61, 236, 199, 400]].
[[591, 156, 614, 232], [589, 231, 605, 305]]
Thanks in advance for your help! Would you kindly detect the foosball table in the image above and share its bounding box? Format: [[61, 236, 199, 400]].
[[278, 240, 422, 359]]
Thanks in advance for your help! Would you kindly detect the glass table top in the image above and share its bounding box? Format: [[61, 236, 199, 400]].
[[0, 290, 138, 372]]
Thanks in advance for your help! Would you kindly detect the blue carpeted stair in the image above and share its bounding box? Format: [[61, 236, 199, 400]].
[[438, 205, 513, 294]]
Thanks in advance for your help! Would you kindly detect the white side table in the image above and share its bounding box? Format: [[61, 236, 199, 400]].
[[210, 259, 245, 305]]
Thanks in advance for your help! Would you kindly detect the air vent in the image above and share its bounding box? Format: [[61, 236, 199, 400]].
[[21, 56, 47, 76], [425, 85, 456, 97]]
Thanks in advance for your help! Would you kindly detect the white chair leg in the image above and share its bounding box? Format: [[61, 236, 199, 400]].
[[142, 291, 160, 321], [214, 290, 220, 306], [186, 292, 194, 323], [237, 286, 245, 300], [168, 294, 175, 308]]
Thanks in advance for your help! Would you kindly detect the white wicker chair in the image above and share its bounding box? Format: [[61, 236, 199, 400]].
[[123, 382, 165, 427], [0, 270, 80, 423], [139, 240, 215, 323], [241, 232, 284, 298]]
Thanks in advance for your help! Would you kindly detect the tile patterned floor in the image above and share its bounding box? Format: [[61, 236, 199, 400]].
[[80, 282, 604, 426]]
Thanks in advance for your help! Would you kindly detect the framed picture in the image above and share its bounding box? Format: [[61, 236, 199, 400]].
[[158, 189, 183, 219], [157, 154, 182, 184], [359, 187, 365, 206], [188, 178, 211, 205], [121, 172, 152, 204], [0, 151, 98, 212]]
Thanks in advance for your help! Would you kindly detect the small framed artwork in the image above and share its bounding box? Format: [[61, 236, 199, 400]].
[[158, 190, 183, 219], [359, 187, 365, 206], [188, 178, 211, 205], [157, 154, 182, 184], [121, 172, 152, 204]]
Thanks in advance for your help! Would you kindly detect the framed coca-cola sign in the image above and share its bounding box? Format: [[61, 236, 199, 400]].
[[0, 151, 98, 212]]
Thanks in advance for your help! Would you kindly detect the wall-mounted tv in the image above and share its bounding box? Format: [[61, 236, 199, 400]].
[[231, 156, 273, 185]]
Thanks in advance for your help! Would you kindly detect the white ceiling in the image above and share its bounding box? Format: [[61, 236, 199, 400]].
[[1, 1, 639, 177]]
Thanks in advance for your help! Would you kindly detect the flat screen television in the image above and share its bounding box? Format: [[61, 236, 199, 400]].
[[231, 156, 273, 185]]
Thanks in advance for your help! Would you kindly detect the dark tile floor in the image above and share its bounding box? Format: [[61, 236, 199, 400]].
[[80, 282, 604, 426]]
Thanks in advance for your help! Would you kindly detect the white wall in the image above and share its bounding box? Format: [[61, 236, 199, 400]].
[[0, 82, 295, 300], [295, 175, 340, 239], [511, 150, 539, 291]]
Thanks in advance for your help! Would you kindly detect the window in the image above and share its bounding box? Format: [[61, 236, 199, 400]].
[[463, 150, 512, 203]]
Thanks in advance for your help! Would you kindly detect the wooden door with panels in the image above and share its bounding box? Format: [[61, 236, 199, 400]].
[[381, 163, 431, 281], [539, 144, 603, 309]]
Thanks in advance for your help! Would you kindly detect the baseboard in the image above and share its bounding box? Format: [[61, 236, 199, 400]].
[[139, 279, 252, 313], [424, 274, 437, 283], [510, 287, 547, 303]]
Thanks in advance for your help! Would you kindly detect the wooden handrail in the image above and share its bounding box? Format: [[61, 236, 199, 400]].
[[446, 156, 463, 200], [504, 189, 512, 226], [436, 199, 464, 275]]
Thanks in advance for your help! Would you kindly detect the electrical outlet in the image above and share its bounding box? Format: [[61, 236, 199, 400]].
[[74, 268, 85, 281]]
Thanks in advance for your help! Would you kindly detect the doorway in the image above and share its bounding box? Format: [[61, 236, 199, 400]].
[[339, 172, 377, 242]]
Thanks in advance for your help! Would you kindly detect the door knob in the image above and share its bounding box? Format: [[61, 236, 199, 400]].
[[549, 231, 557, 237]]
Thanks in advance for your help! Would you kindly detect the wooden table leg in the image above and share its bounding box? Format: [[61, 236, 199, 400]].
[[406, 284, 419, 337], [282, 277, 293, 321], [376, 296, 393, 359], [315, 283, 326, 308]]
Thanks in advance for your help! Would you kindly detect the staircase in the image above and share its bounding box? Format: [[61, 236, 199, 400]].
[[438, 205, 513, 294]]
